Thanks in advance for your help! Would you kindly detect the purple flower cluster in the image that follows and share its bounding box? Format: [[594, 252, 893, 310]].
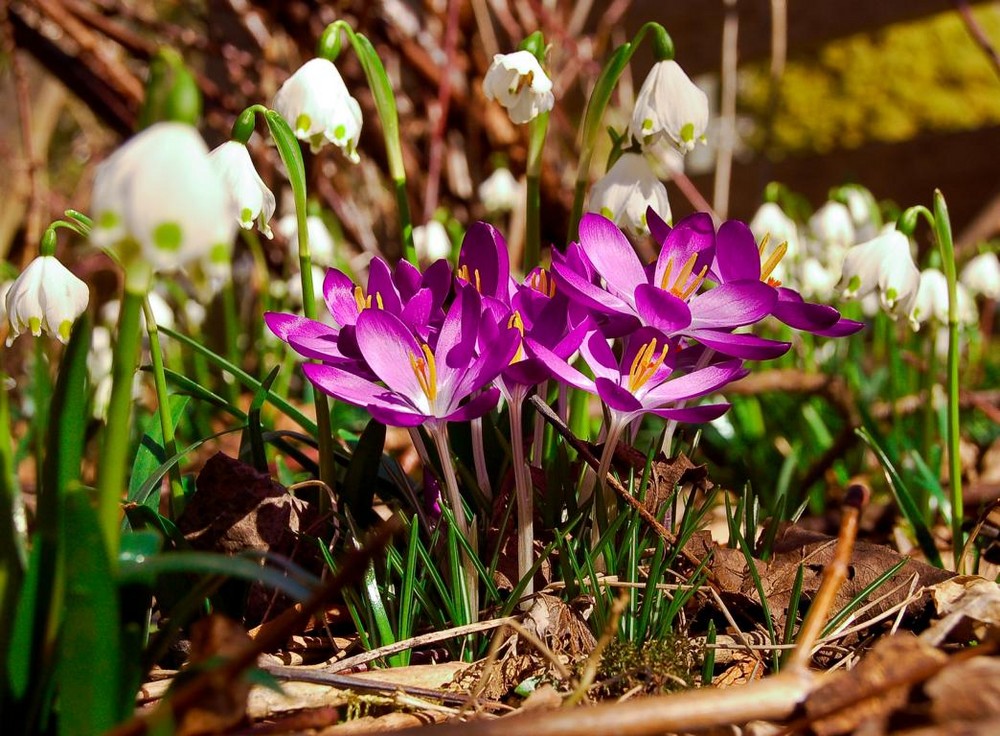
[[266, 210, 861, 435]]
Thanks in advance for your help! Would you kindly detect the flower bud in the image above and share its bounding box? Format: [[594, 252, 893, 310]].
[[413, 220, 452, 262], [960, 252, 1000, 300], [6, 256, 89, 345], [910, 268, 978, 328], [840, 227, 920, 324], [587, 153, 670, 238], [750, 202, 799, 262], [809, 201, 855, 249], [90, 122, 236, 284], [276, 214, 337, 268], [478, 168, 519, 213], [482, 51, 555, 125], [209, 141, 276, 238], [629, 60, 708, 154], [272, 58, 363, 161]]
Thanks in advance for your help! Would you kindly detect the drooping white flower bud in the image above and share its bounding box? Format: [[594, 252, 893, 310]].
[[6, 256, 90, 345], [630, 60, 709, 154], [413, 220, 452, 262], [910, 268, 978, 328], [478, 168, 519, 213], [797, 257, 839, 302], [750, 203, 800, 262], [809, 201, 855, 250], [587, 153, 670, 238], [208, 141, 276, 238], [100, 290, 175, 332], [482, 51, 555, 125], [90, 122, 236, 283], [840, 227, 920, 324], [960, 252, 1000, 300], [273, 58, 363, 161], [276, 213, 337, 268]]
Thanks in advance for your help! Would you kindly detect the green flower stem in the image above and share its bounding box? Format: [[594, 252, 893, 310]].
[[524, 111, 549, 272], [932, 191, 964, 573], [221, 281, 242, 403], [142, 297, 185, 513], [568, 22, 673, 241], [95, 286, 144, 559], [429, 422, 478, 623], [921, 319, 939, 512], [260, 107, 336, 493], [322, 21, 415, 264]]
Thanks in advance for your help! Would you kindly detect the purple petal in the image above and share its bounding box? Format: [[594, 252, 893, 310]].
[[648, 403, 732, 422], [689, 281, 777, 329], [578, 213, 646, 303], [436, 285, 481, 374], [641, 360, 748, 406], [458, 222, 511, 302], [452, 324, 521, 401], [393, 259, 422, 301], [654, 212, 716, 290], [502, 357, 551, 386], [773, 289, 840, 332], [444, 387, 502, 423], [580, 330, 623, 382], [635, 284, 693, 333], [552, 257, 635, 318], [354, 309, 425, 402], [303, 363, 426, 427], [595, 377, 643, 414], [265, 312, 343, 360], [814, 318, 865, 338], [646, 206, 671, 246], [688, 329, 791, 360], [526, 338, 595, 393], [322, 269, 362, 327], [367, 258, 404, 314], [715, 220, 761, 282], [420, 258, 453, 314]]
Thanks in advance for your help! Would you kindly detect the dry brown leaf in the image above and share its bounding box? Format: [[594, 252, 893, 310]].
[[922, 576, 1000, 646], [804, 634, 946, 736], [318, 711, 448, 734], [609, 447, 713, 518], [925, 656, 1000, 724], [713, 652, 764, 688]]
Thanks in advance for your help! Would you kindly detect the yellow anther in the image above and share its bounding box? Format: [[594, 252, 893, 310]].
[[409, 343, 437, 402], [530, 268, 557, 297], [627, 339, 669, 393], [456, 264, 482, 293], [508, 311, 525, 363], [375, 292, 384, 310], [757, 232, 771, 256], [760, 239, 788, 287], [354, 285, 372, 311], [660, 253, 708, 300]]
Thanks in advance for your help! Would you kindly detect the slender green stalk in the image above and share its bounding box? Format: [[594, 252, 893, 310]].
[[95, 286, 144, 559], [932, 191, 964, 572], [142, 296, 185, 512], [221, 280, 242, 403], [429, 422, 478, 623], [921, 318, 939, 470], [321, 22, 415, 263], [524, 112, 549, 272]]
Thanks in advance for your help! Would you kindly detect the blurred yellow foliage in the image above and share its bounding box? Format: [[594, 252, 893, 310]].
[[740, 8, 1000, 155]]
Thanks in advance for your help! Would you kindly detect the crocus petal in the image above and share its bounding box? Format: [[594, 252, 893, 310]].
[[527, 338, 595, 392], [266, 313, 346, 362], [578, 213, 647, 302], [354, 309, 426, 405], [367, 257, 404, 314], [634, 284, 692, 333], [647, 206, 671, 245], [436, 285, 481, 379], [715, 219, 761, 282], [648, 403, 731, 422], [773, 288, 840, 331], [443, 387, 502, 423], [323, 268, 362, 327], [653, 212, 716, 289], [580, 330, 623, 382], [458, 222, 511, 302], [688, 329, 791, 360], [302, 363, 424, 426], [553, 257, 635, 319], [688, 281, 776, 329], [595, 377, 644, 414], [641, 360, 748, 406], [453, 324, 521, 401], [813, 318, 865, 338]]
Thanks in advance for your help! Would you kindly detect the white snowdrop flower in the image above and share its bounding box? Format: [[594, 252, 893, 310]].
[[208, 141, 276, 238], [184, 300, 207, 330], [859, 292, 881, 318], [6, 256, 89, 345], [100, 290, 175, 332], [750, 203, 800, 262], [413, 220, 452, 262], [809, 201, 855, 250], [482, 51, 555, 125], [272, 58, 363, 161], [630, 60, 709, 154], [842, 186, 879, 241], [87, 326, 113, 387], [641, 136, 687, 180], [797, 257, 839, 302], [960, 252, 1000, 300], [478, 168, 519, 213], [840, 227, 920, 325], [90, 123, 236, 280], [0, 281, 13, 326], [276, 214, 337, 268], [910, 268, 978, 328], [286, 264, 327, 308], [587, 153, 670, 238]]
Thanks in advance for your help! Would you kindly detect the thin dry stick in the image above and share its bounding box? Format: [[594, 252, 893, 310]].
[[422, 0, 461, 221], [326, 617, 517, 673], [712, 0, 739, 219], [954, 0, 1000, 80]]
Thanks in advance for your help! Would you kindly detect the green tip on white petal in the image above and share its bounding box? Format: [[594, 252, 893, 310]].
[[600, 207, 615, 220], [885, 287, 898, 305], [846, 275, 861, 293], [98, 210, 120, 229], [295, 113, 312, 135], [153, 222, 183, 252], [209, 242, 230, 264], [240, 207, 254, 227], [58, 320, 73, 343], [680, 123, 695, 143], [642, 118, 653, 131], [29, 316, 42, 336], [334, 124, 346, 141]]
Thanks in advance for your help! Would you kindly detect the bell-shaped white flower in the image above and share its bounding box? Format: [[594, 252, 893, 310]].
[[413, 220, 452, 262], [840, 226, 920, 324], [6, 256, 89, 345], [809, 201, 855, 250], [630, 60, 709, 154], [910, 268, 978, 329], [960, 252, 1000, 300], [587, 153, 670, 238], [841, 186, 879, 241], [482, 51, 555, 125], [100, 290, 175, 332], [90, 122, 236, 279], [208, 141, 276, 238], [273, 58, 363, 161], [797, 257, 839, 302], [276, 213, 336, 268], [750, 203, 800, 262], [478, 168, 519, 213]]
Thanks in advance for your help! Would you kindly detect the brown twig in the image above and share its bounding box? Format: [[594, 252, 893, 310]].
[[953, 0, 1000, 80]]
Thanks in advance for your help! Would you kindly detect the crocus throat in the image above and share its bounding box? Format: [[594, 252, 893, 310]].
[[508, 311, 525, 363], [628, 338, 669, 393], [530, 268, 557, 297], [456, 264, 482, 293], [758, 233, 788, 287], [354, 286, 384, 312], [660, 253, 708, 300], [409, 343, 437, 402]]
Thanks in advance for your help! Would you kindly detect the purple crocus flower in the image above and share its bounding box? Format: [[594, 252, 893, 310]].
[[713, 219, 864, 337], [555, 213, 789, 359]]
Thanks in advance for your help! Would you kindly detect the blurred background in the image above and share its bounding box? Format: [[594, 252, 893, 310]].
[[2, 0, 999, 267]]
